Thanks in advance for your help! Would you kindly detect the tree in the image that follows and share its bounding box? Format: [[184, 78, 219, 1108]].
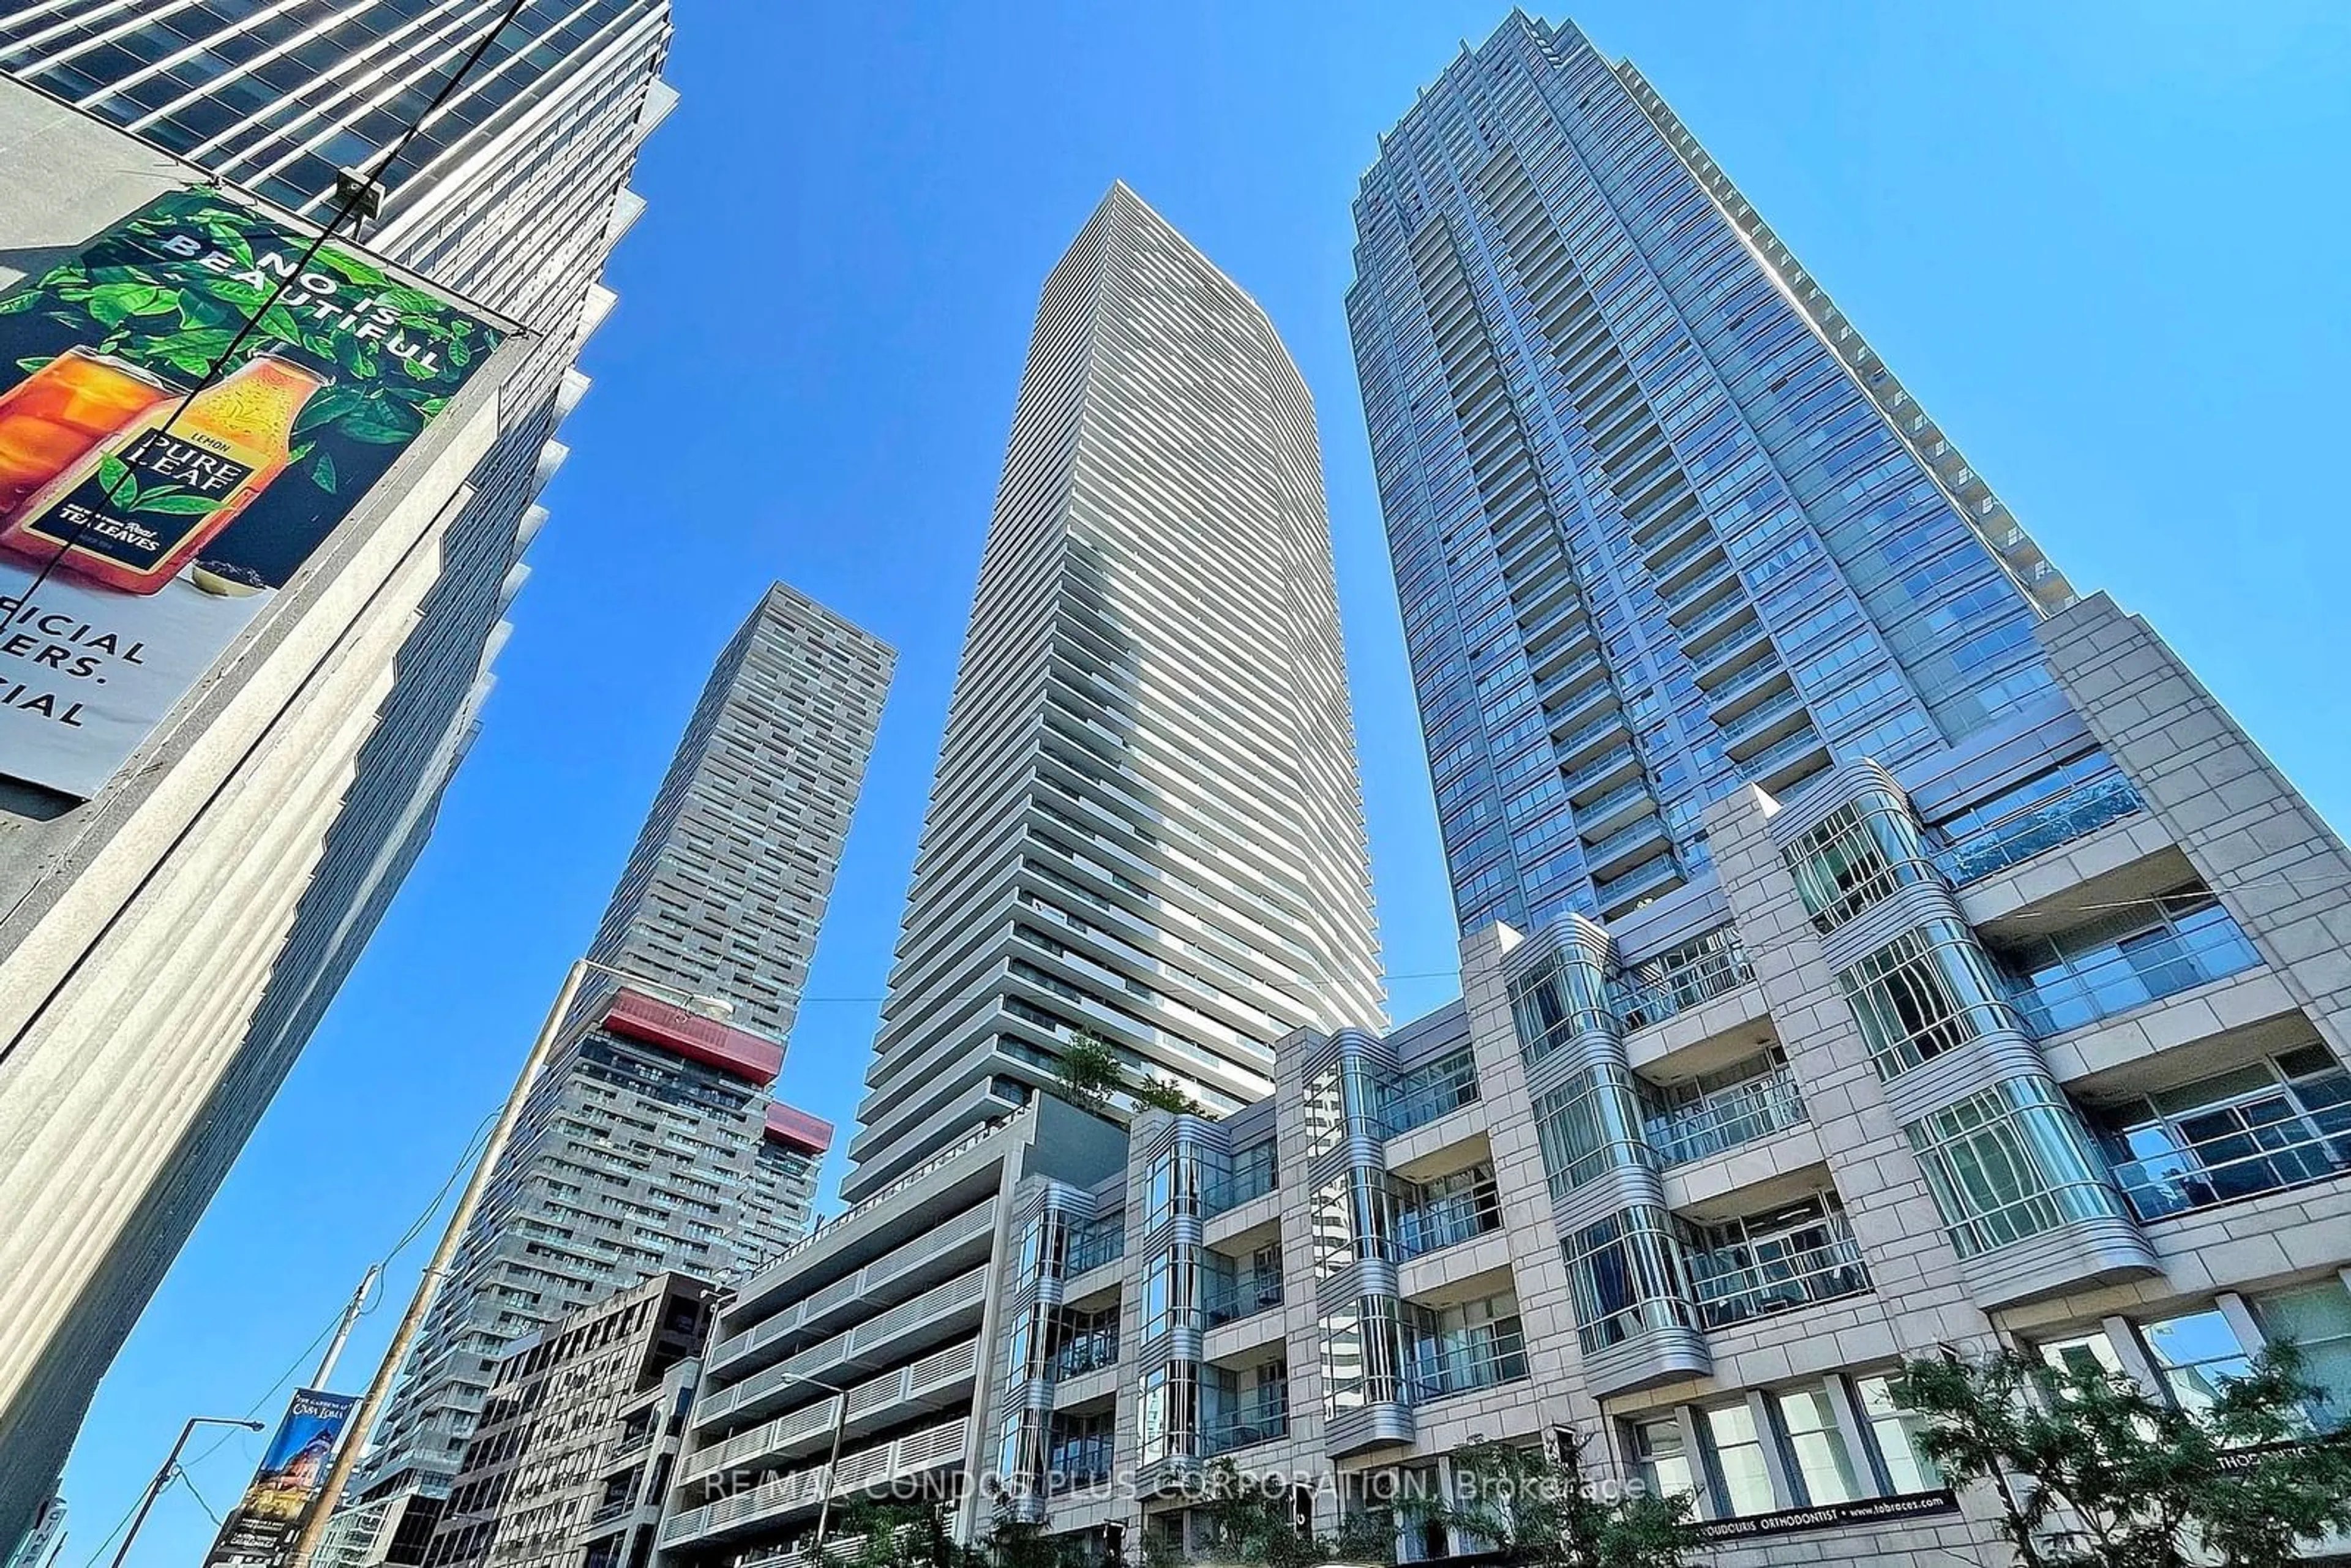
[[1401, 1436, 1693, 1568], [1891, 1343, 2351, 1568], [1052, 1033, 1214, 1120], [1188, 1458, 1393, 1567], [1052, 1033, 1126, 1113]]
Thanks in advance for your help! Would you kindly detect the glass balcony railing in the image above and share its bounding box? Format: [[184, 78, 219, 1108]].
[[1644, 1067, 1805, 1168], [1395, 1186, 1504, 1259], [1378, 1050, 1480, 1136], [1406, 1325, 1529, 1403], [2007, 916, 2260, 1037], [1046, 1436, 1115, 1491], [1046, 1331, 1119, 1380], [2112, 1125, 2351, 1223], [1201, 1402, 1289, 1455], [1202, 1160, 1276, 1215], [1064, 1223, 1123, 1275], [1932, 771, 2140, 883], [1686, 1227, 1870, 1330], [1611, 926, 1755, 1031], [1201, 1273, 1284, 1329]]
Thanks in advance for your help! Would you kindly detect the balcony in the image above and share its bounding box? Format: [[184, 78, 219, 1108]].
[[1202, 1160, 1276, 1216], [1406, 1324, 1529, 1403], [1611, 926, 1754, 1032], [1575, 779, 1657, 839], [1685, 1220, 1870, 1331], [1047, 1329, 1120, 1381], [1201, 1272, 1285, 1328], [1644, 1066, 1805, 1169], [1064, 1220, 1125, 1275], [1564, 743, 1643, 802], [1932, 770, 2140, 883], [1733, 726, 1831, 793], [1047, 1435, 1115, 1493], [1596, 853, 1683, 916], [2099, 1044, 2351, 1223], [1584, 813, 1672, 880], [1202, 1401, 1290, 1456], [2005, 910, 2260, 1038], [1395, 1181, 1504, 1259], [1380, 1052, 1480, 1137]]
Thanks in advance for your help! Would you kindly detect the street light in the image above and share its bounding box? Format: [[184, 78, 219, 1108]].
[[112, 1416, 266, 1568]]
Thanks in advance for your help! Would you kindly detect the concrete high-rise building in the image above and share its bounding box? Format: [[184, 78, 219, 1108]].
[[846, 181, 1382, 1201], [955, 17, 2351, 1568], [0, 4, 672, 1544], [585, 584, 893, 1042], [654, 184, 1387, 1566], [1346, 13, 2071, 935], [420, 1271, 711, 1568], [328, 585, 889, 1564]]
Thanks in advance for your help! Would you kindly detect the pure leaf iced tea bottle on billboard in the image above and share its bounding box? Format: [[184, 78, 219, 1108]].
[[1, 349, 327, 596], [0, 347, 176, 528]]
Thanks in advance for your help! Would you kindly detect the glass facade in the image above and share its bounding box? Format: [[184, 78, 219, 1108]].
[[1349, 13, 2068, 931]]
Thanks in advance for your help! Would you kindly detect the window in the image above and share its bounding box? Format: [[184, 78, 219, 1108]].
[[1851, 1374, 1941, 1491], [1534, 1065, 1652, 1195], [1783, 789, 1932, 931], [1996, 884, 2260, 1036], [1509, 949, 1611, 1067], [1838, 920, 2018, 1079], [1698, 1400, 1777, 1515], [1772, 1385, 1862, 1504], [2037, 1330, 2124, 1379], [2094, 1043, 2351, 1220], [2141, 1310, 2255, 1416], [1563, 1207, 1698, 1352], [1905, 1078, 2126, 1258], [2253, 1281, 2351, 1430], [1629, 1417, 1695, 1501]]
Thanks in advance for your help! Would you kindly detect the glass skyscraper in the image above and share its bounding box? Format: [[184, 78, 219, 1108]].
[[1348, 12, 2075, 934]]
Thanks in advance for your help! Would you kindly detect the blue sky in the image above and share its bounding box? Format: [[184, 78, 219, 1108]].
[[57, 2, 2351, 1559]]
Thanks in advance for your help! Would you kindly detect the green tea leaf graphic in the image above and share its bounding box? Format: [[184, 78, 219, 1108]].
[[15, 356, 54, 374], [0, 290, 42, 317], [131, 492, 218, 517], [311, 451, 339, 493], [337, 400, 422, 444]]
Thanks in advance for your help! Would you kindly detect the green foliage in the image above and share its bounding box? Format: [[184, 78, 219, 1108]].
[[1891, 1343, 2351, 1568], [1051, 1035, 1214, 1120], [812, 1501, 973, 1568], [1053, 1033, 1126, 1112], [1131, 1077, 1204, 1117], [1190, 1460, 1337, 1568], [1400, 1438, 1692, 1568]]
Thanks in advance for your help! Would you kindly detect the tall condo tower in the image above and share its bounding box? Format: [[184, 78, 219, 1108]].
[[1347, 13, 2071, 934], [0, 4, 672, 1545], [655, 186, 1385, 1567], [319, 584, 890, 1566], [843, 181, 1383, 1200]]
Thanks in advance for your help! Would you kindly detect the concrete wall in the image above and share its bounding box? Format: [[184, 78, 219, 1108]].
[[0, 80, 530, 1540]]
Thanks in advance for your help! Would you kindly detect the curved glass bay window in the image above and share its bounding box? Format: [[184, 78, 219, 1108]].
[[1838, 920, 2019, 1079], [1139, 1360, 1199, 1465], [1563, 1207, 1700, 1352], [1509, 948, 1612, 1070], [1906, 1078, 2128, 1258], [1534, 1065, 1653, 1196], [1784, 789, 1935, 932], [1322, 1296, 1406, 1411]]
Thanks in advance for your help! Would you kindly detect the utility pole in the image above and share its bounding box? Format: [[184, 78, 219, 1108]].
[[111, 1417, 263, 1568], [282, 959, 593, 1568], [312, 1265, 381, 1389], [285, 959, 730, 1567]]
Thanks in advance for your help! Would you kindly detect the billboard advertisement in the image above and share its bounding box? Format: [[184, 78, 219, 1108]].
[[200, 1387, 359, 1568], [0, 188, 505, 798]]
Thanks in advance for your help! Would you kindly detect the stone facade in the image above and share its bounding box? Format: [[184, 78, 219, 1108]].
[[984, 591, 2351, 1567]]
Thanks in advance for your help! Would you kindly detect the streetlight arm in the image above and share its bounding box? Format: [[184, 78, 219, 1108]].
[[112, 1418, 265, 1568]]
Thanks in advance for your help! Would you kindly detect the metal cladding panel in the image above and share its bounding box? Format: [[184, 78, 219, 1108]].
[[605, 988, 782, 1086], [764, 1102, 835, 1152]]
